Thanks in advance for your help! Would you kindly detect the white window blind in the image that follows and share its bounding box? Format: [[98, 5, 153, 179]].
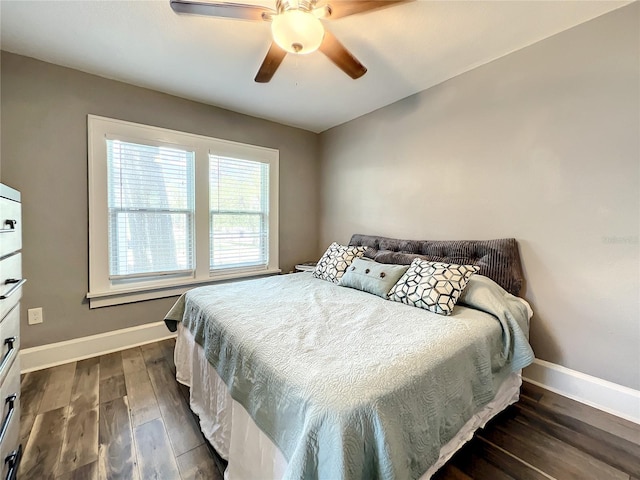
[[209, 155, 269, 271], [107, 139, 195, 279]]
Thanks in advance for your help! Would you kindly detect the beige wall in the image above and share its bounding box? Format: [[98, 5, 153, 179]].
[[0, 52, 319, 348], [319, 5, 639, 389]]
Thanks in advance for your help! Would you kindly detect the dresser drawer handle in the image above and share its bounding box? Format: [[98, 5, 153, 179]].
[[0, 394, 16, 446], [0, 220, 17, 232], [4, 444, 21, 480], [0, 279, 26, 300], [0, 338, 16, 376]]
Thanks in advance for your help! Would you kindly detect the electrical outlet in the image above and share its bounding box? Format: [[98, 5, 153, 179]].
[[28, 307, 43, 325]]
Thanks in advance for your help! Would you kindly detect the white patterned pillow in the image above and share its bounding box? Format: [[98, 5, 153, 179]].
[[389, 259, 479, 315], [313, 242, 367, 284]]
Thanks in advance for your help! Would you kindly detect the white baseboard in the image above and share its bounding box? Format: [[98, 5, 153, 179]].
[[20, 321, 176, 373], [523, 358, 640, 425]]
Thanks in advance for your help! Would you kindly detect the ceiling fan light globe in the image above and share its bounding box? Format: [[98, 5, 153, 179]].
[[271, 10, 324, 54]]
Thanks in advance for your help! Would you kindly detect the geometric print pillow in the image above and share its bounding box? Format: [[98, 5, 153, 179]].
[[389, 259, 480, 315], [313, 242, 368, 284]]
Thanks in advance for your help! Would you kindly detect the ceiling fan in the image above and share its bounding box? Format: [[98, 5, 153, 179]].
[[170, 0, 407, 83]]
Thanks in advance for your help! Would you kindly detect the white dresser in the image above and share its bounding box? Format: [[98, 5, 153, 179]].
[[0, 184, 23, 479]]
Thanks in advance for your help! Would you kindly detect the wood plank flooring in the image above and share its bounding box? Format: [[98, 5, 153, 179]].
[[19, 339, 220, 480], [19, 340, 639, 479], [434, 382, 640, 480]]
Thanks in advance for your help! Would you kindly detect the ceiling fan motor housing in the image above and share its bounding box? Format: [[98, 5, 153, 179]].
[[276, 0, 319, 14]]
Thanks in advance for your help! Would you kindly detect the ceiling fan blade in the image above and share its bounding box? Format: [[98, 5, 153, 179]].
[[319, 30, 367, 80], [321, 0, 409, 19], [255, 43, 288, 83], [170, 0, 275, 21]]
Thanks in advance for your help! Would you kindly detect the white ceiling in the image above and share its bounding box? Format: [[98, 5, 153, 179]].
[[0, 0, 629, 133]]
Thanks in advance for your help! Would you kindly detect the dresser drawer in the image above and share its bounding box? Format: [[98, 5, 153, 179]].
[[0, 306, 19, 388], [0, 197, 21, 259], [0, 359, 20, 480], [0, 358, 19, 447], [0, 254, 23, 322]]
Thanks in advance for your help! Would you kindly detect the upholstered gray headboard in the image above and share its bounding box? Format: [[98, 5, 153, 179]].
[[349, 234, 524, 297]]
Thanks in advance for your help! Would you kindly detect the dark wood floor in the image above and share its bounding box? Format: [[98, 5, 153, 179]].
[[434, 382, 640, 480], [19, 340, 640, 479], [19, 339, 220, 480]]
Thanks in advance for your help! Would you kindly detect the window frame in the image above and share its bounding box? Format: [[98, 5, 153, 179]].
[[87, 115, 279, 308]]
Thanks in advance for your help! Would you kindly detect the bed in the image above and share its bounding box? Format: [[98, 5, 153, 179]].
[[165, 234, 535, 480]]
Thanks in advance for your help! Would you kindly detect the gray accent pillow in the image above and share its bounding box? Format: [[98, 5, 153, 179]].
[[339, 258, 410, 298]]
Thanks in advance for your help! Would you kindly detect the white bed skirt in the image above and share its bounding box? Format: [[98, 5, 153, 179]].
[[175, 323, 522, 479]]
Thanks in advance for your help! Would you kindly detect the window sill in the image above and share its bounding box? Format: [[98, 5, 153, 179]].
[[87, 268, 282, 308]]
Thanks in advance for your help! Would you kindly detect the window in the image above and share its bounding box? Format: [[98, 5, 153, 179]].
[[209, 156, 270, 271], [88, 115, 279, 308], [108, 140, 195, 280]]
